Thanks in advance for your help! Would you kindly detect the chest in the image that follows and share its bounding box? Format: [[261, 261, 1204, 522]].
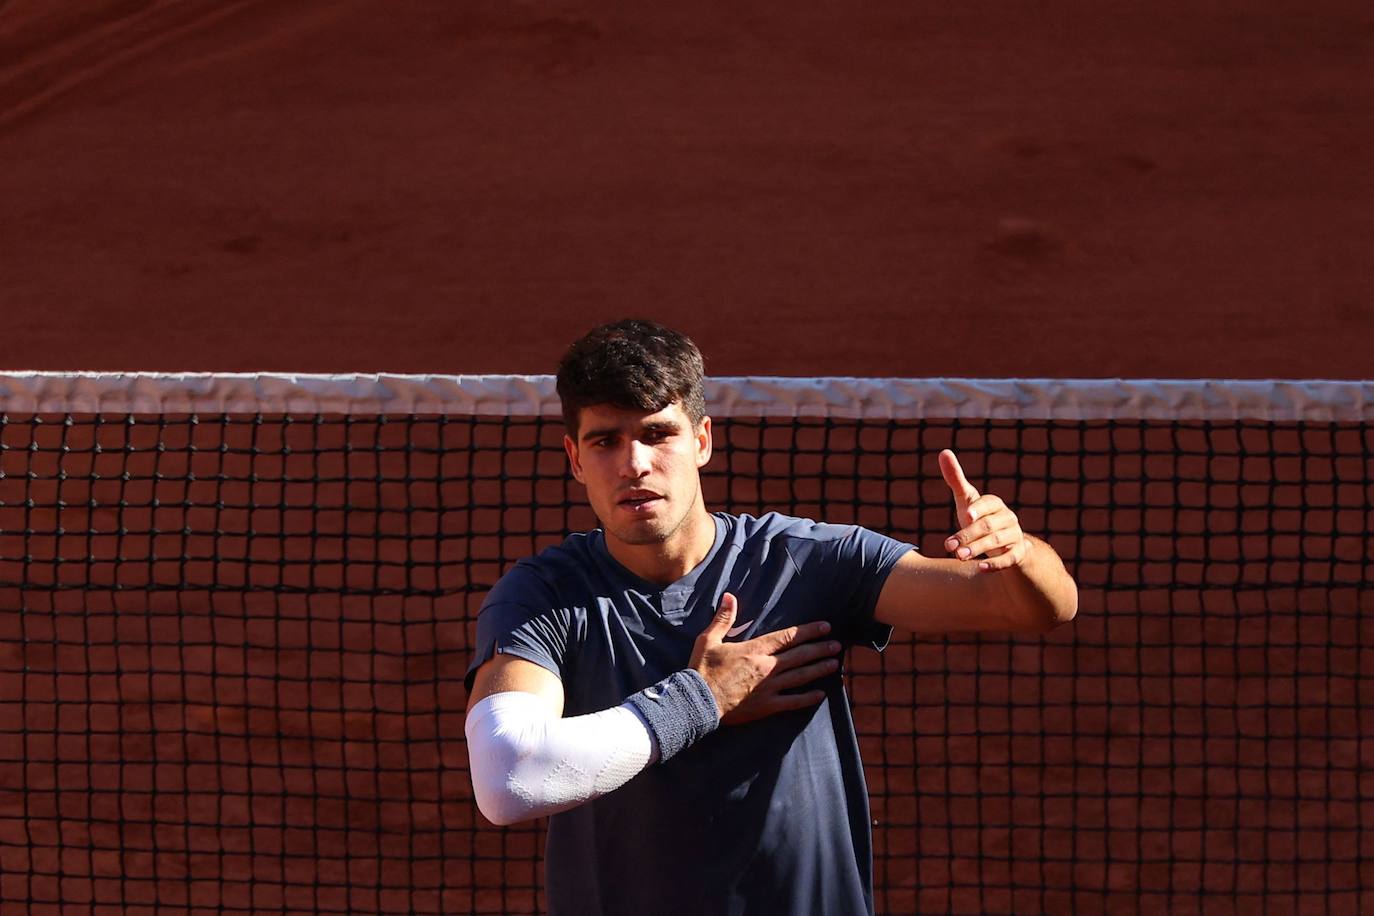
[[563, 542, 834, 713]]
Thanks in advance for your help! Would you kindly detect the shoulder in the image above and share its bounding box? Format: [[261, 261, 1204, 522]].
[[483, 531, 602, 609], [724, 510, 863, 545], [723, 511, 914, 575], [717, 511, 870, 575]]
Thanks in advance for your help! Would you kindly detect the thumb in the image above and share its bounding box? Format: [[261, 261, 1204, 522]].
[[938, 449, 980, 512], [699, 592, 738, 644]]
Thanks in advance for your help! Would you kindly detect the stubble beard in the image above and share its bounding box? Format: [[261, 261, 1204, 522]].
[[605, 488, 701, 547]]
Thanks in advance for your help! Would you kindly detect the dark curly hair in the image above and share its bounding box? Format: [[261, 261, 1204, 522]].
[[555, 319, 706, 436]]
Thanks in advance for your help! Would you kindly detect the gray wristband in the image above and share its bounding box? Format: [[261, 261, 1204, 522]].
[[626, 669, 721, 762]]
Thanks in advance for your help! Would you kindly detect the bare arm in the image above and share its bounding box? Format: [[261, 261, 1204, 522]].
[[874, 450, 1078, 634], [467, 653, 565, 715]]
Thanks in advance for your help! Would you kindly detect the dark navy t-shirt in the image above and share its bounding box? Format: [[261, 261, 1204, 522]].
[[465, 512, 914, 916]]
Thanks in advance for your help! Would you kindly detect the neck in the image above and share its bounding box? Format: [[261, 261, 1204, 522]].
[[605, 502, 716, 586]]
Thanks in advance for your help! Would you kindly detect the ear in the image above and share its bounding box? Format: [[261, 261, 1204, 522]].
[[563, 434, 585, 483], [695, 416, 713, 468]]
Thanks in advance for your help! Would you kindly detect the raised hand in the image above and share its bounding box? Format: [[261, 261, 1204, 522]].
[[688, 593, 841, 725], [939, 448, 1029, 572]]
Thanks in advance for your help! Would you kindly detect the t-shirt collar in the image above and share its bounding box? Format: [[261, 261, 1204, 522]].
[[591, 513, 728, 595]]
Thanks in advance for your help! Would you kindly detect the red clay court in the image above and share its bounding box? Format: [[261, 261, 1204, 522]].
[[0, 2, 1371, 914]]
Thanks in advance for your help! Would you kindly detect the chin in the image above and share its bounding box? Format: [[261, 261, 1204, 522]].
[[608, 524, 673, 546]]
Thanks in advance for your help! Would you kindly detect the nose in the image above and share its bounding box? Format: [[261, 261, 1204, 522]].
[[621, 440, 652, 478]]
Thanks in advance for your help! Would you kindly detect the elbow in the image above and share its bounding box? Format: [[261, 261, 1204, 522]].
[[1019, 539, 1077, 632], [1016, 584, 1077, 633], [466, 696, 547, 826], [472, 777, 536, 827], [466, 726, 540, 826], [476, 799, 527, 828], [1039, 586, 1078, 631]]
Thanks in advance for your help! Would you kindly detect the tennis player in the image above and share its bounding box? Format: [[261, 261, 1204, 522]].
[[465, 319, 1077, 915]]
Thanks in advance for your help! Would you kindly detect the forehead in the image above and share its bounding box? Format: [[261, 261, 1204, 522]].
[[575, 401, 693, 438]]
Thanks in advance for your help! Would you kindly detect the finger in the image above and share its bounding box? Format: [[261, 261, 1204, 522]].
[[946, 510, 1019, 557], [699, 593, 738, 642], [765, 658, 841, 691], [750, 619, 831, 653], [963, 493, 1004, 524], [977, 540, 1030, 571], [945, 517, 991, 552], [959, 528, 1020, 559], [771, 640, 843, 670], [938, 449, 980, 511], [763, 690, 828, 712], [722, 687, 829, 724], [743, 690, 828, 716]]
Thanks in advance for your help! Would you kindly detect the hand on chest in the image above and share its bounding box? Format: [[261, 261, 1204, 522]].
[[565, 534, 852, 713], [624, 538, 831, 647]]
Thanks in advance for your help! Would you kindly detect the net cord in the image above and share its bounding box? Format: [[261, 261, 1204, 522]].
[[0, 372, 1370, 421]]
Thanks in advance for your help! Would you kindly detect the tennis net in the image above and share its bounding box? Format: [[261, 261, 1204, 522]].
[[0, 373, 1368, 914]]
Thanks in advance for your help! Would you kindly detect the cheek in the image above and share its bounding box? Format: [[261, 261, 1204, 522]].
[[578, 460, 609, 492], [660, 451, 695, 484], [591, 465, 619, 493]]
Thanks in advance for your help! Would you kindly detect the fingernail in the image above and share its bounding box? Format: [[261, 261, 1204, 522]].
[[944, 537, 959, 552], [957, 547, 972, 560], [826, 659, 840, 671], [818, 622, 831, 634], [827, 642, 842, 653], [978, 561, 990, 571]]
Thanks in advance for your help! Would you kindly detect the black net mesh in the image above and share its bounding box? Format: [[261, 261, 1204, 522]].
[[0, 408, 1368, 914]]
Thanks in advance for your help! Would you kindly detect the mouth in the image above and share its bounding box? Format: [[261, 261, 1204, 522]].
[[617, 491, 664, 512]]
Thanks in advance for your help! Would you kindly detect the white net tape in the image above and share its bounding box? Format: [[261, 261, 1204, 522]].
[[0, 372, 1369, 421]]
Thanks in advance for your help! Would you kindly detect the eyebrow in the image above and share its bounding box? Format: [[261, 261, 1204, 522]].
[[579, 419, 682, 442], [642, 420, 681, 434], [579, 425, 620, 442]]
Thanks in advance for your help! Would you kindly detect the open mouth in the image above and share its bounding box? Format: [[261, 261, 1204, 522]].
[[618, 492, 663, 511]]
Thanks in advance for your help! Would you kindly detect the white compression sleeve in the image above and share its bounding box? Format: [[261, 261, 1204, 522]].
[[465, 691, 658, 826]]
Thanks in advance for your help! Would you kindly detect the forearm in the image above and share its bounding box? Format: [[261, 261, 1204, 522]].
[[465, 671, 719, 826], [466, 692, 655, 825], [984, 534, 1077, 630]]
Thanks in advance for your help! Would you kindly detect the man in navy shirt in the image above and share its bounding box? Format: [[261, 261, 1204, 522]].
[[465, 320, 1077, 915]]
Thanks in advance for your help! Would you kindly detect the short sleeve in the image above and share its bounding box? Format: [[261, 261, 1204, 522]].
[[811, 523, 915, 651], [464, 567, 575, 692]]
